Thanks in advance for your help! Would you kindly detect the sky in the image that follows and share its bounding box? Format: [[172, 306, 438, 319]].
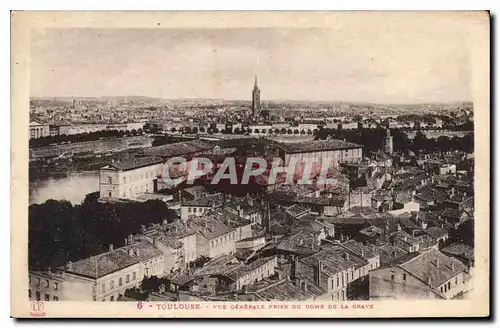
[[30, 25, 472, 103]]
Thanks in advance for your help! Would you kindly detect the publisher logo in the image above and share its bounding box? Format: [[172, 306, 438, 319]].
[[30, 301, 46, 317]]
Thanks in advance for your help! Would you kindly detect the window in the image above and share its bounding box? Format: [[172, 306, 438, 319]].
[[44, 294, 50, 301], [54, 282, 58, 291], [29, 276, 31, 283], [101, 283, 106, 293], [391, 274, 395, 281], [455, 277, 458, 285], [351, 271, 354, 280], [28, 289, 31, 299], [447, 282, 451, 290], [188, 208, 192, 213], [133, 272, 137, 281], [440, 286, 443, 293], [108, 177, 112, 184], [35, 291, 40, 301], [123, 177, 126, 184], [45, 279, 49, 288], [403, 274, 407, 281], [119, 277, 123, 286], [110, 296, 114, 301], [53, 296, 59, 301], [36, 278, 40, 287], [336, 277, 339, 287], [110, 280, 114, 289], [126, 274, 130, 283], [194, 208, 197, 213]]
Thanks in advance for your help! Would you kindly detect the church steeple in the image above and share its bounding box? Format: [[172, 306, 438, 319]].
[[251, 75, 261, 119]]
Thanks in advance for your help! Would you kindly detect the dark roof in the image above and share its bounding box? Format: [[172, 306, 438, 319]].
[[424, 226, 449, 239], [107, 156, 163, 171], [301, 245, 368, 276], [441, 242, 474, 261], [251, 279, 319, 301], [225, 257, 276, 280], [141, 140, 214, 158], [276, 139, 362, 154], [340, 240, 379, 260]]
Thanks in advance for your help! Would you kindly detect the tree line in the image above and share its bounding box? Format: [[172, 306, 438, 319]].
[[313, 128, 474, 154], [30, 128, 146, 148], [29, 192, 178, 271]]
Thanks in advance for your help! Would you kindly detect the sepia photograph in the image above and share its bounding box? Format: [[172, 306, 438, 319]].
[[11, 11, 490, 318]]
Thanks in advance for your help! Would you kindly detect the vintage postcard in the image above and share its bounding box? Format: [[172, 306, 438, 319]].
[[11, 11, 490, 318]]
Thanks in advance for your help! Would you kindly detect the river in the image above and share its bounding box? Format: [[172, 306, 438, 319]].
[[29, 171, 100, 205]]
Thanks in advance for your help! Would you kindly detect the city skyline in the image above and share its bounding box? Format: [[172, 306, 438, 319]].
[[31, 24, 472, 104]]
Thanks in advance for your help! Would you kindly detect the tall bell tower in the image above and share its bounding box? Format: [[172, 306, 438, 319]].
[[251, 75, 261, 119]]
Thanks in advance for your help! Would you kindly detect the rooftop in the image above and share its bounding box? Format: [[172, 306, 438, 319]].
[[141, 140, 214, 158], [64, 248, 140, 279], [276, 139, 362, 154], [399, 249, 467, 289], [105, 156, 163, 171]]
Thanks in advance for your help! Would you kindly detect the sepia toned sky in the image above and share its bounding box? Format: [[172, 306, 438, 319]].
[[30, 24, 472, 103]]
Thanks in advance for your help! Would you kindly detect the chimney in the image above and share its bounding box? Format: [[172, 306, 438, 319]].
[[344, 253, 350, 261], [128, 248, 134, 256], [450, 261, 455, 271], [291, 256, 299, 280], [450, 187, 455, 198], [301, 280, 308, 292], [435, 259, 440, 267], [134, 249, 140, 257], [141, 225, 146, 233], [66, 261, 73, 271], [360, 250, 365, 258], [47, 267, 52, 274], [109, 244, 114, 252], [124, 238, 128, 246], [392, 251, 397, 258], [315, 259, 322, 285], [128, 234, 133, 245], [153, 237, 157, 247]]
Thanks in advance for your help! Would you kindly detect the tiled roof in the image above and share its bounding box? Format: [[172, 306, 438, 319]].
[[141, 140, 214, 158], [276, 139, 362, 154], [120, 241, 163, 263], [441, 242, 474, 261], [107, 156, 163, 171], [399, 249, 467, 289], [225, 257, 276, 281], [340, 240, 379, 260], [252, 279, 318, 301], [301, 245, 368, 276], [65, 249, 140, 279], [424, 226, 449, 239], [375, 244, 408, 266], [189, 217, 235, 240]]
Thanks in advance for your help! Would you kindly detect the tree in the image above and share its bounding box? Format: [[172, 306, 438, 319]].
[[280, 128, 287, 134], [254, 129, 260, 134], [287, 129, 293, 135], [171, 127, 177, 133], [199, 127, 206, 133], [184, 127, 192, 134], [234, 127, 241, 134], [192, 127, 199, 134], [294, 129, 300, 135]]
